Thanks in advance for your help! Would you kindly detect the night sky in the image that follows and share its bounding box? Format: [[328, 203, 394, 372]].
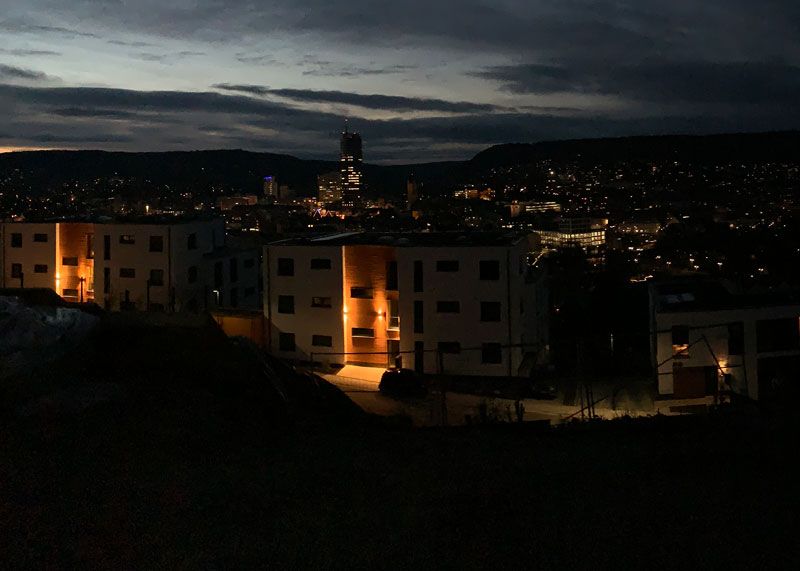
[[1, 1, 799, 163]]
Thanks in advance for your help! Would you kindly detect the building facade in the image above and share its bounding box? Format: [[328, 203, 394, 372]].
[[650, 281, 800, 402], [1, 218, 260, 312], [264, 233, 549, 377], [339, 128, 363, 208], [317, 171, 343, 205]]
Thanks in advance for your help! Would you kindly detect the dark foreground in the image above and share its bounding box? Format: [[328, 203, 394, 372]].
[[2, 316, 799, 569]]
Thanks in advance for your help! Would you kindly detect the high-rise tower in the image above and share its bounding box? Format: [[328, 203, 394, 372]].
[[339, 125, 363, 208]]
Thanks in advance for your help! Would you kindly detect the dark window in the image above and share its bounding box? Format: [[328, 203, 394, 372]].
[[310, 258, 332, 270], [244, 287, 255, 297], [103, 267, 111, 294], [414, 300, 424, 334], [10, 233, 22, 248], [120, 268, 135, 278], [728, 322, 744, 356], [413, 260, 423, 292], [436, 301, 460, 313], [188, 266, 198, 283], [482, 343, 503, 364], [11, 263, 22, 278], [229, 258, 238, 283], [186, 298, 199, 312], [34, 264, 48, 274], [352, 327, 375, 338], [278, 295, 295, 314], [480, 260, 501, 280], [86, 234, 94, 259], [438, 341, 461, 354], [312, 296, 332, 308], [214, 261, 223, 287], [149, 269, 164, 286], [386, 261, 398, 291], [672, 325, 690, 358], [103, 235, 111, 260], [119, 234, 135, 245], [436, 260, 459, 272], [277, 257, 294, 276], [33, 233, 48, 243], [62, 289, 79, 298], [244, 258, 255, 269], [350, 287, 373, 299], [312, 335, 333, 347], [279, 332, 296, 352], [149, 235, 164, 252], [230, 288, 238, 308], [414, 341, 425, 374], [187, 233, 197, 250], [481, 301, 502, 322], [62, 257, 79, 267], [757, 318, 800, 352]]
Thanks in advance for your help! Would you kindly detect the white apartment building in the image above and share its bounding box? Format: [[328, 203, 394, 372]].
[[650, 281, 800, 402], [264, 232, 549, 377], [1, 218, 260, 312]]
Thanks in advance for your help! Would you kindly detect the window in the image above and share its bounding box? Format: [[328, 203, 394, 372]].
[[244, 258, 255, 269], [103, 235, 111, 260], [350, 287, 373, 299], [481, 301, 502, 322], [188, 266, 198, 283], [436, 260, 459, 272], [413, 260, 423, 292], [312, 335, 333, 347], [482, 343, 503, 364], [279, 332, 296, 352], [245, 287, 255, 297], [310, 258, 331, 270], [103, 267, 111, 294], [120, 268, 135, 278], [278, 295, 295, 314], [62, 257, 79, 267], [11, 263, 22, 278], [480, 260, 501, 280], [34, 264, 48, 274], [757, 318, 800, 352], [388, 299, 400, 330], [119, 234, 135, 245], [187, 233, 197, 250], [672, 325, 690, 358], [10, 233, 21, 248], [149, 235, 164, 252], [62, 289, 79, 298], [277, 257, 294, 276], [436, 301, 460, 313], [87, 234, 94, 259], [728, 322, 744, 356], [438, 341, 461, 354], [352, 327, 375, 338], [414, 300, 424, 334], [386, 261, 398, 291], [149, 269, 164, 286], [312, 296, 332, 308], [214, 261, 223, 287], [33, 233, 48, 243], [230, 258, 238, 283]]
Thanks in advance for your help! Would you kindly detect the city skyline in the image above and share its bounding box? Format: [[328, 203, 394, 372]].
[[1, 1, 800, 163]]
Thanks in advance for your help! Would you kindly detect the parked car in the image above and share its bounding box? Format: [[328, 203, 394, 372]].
[[379, 368, 427, 398]]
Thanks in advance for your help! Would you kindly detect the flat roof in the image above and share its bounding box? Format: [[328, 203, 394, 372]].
[[270, 231, 531, 248], [652, 280, 800, 313]]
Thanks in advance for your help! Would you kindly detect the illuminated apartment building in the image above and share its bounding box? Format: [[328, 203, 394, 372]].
[[1, 218, 260, 312], [339, 128, 364, 208], [317, 171, 343, 205], [650, 281, 800, 403], [264, 232, 549, 376], [534, 217, 606, 252]]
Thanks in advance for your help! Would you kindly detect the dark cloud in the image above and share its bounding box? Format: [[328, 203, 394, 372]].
[[0, 20, 99, 38], [0, 64, 50, 81], [212, 84, 501, 113], [107, 39, 155, 47], [301, 64, 417, 78], [0, 48, 61, 56], [49, 107, 141, 119]]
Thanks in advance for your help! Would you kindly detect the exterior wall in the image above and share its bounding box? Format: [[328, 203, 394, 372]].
[[264, 244, 345, 363], [652, 304, 800, 399], [1, 223, 57, 290], [343, 245, 398, 367], [57, 222, 95, 302]]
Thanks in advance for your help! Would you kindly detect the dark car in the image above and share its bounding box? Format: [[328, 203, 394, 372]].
[[379, 368, 427, 398]]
